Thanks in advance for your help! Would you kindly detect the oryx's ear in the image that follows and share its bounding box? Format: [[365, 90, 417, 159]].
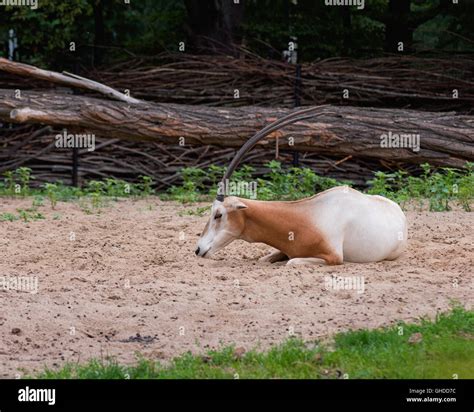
[[227, 198, 248, 211]]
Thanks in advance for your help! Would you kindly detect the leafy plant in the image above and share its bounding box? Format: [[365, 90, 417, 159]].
[[16, 208, 45, 222], [16, 167, 33, 196], [139, 176, 154, 196], [367, 162, 474, 211], [43, 183, 59, 209], [32, 195, 44, 208], [0, 164, 472, 212], [166, 161, 347, 203], [0, 212, 18, 222], [3, 170, 16, 195]]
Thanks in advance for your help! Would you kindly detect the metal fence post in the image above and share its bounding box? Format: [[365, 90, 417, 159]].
[[293, 63, 302, 167], [71, 61, 80, 187], [290, 0, 300, 167], [8, 29, 18, 61]]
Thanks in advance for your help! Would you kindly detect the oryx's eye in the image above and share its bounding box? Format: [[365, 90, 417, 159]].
[[214, 212, 222, 220]]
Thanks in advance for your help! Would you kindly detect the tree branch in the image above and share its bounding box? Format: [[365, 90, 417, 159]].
[[0, 58, 142, 104]]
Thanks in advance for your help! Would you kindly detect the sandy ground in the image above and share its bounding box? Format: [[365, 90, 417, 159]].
[[0, 197, 472, 377]]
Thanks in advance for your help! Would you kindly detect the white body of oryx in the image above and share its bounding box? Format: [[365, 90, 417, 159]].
[[304, 186, 407, 263]]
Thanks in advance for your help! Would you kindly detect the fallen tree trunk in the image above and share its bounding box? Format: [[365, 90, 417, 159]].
[[0, 90, 473, 168]]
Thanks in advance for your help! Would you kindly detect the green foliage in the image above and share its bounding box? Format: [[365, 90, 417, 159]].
[[0, 170, 157, 218], [164, 167, 208, 203], [43, 183, 58, 210], [2, 171, 16, 195], [0, 212, 18, 222], [2, 167, 33, 196], [0, 0, 186, 67], [0, 166, 472, 212], [242, 0, 388, 59], [32, 195, 44, 208], [78, 176, 154, 212], [2, 0, 472, 67], [44, 176, 152, 200], [256, 160, 346, 201], [0, 200, 45, 223], [139, 176, 154, 196], [35, 307, 474, 379], [16, 208, 45, 222], [163, 161, 346, 203], [164, 161, 473, 210], [414, 1, 474, 52], [16, 167, 33, 196], [112, 0, 186, 55], [239, 0, 474, 59], [179, 206, 211, 217], [0, 0, 93, 67], [367, 163, 474, 211]]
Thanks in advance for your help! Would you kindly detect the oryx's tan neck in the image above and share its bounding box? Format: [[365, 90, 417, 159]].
[[237, 198, 335, 260]]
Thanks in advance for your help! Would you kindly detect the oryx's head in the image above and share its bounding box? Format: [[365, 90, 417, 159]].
[[195, 197, 248, 258]]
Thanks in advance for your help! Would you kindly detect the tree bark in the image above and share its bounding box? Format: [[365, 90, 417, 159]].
[[0, 90, 472, 168]]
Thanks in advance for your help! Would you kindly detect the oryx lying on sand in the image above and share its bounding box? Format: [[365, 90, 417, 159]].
[[195, 106, 407, 265], [195, 186, 407, 265]]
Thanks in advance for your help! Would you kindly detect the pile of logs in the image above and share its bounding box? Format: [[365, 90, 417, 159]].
[[2, 52, 474, 111], [79, 52, 474, 111], [0, 124, 389, 188], [0, 53, 473, 189]]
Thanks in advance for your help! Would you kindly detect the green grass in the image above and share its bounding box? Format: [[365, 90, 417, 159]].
[[34, 306, 474, 379]]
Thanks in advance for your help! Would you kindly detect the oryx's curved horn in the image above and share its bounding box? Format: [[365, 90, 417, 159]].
[[216, 105, 332, 202]]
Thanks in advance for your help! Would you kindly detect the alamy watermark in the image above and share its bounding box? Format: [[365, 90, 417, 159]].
[[324, 275, 365, 294], [380, 131, 420, 152], [217, 179, 258, 199], [0, 0, 38, 10], [0, 276, 38, 294], [325, 0, 364, 10], [55, 130, 96, 152], [18, 386, 55, 406]]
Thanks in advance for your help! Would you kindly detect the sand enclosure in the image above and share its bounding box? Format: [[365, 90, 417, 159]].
[[0, 197, 472, 376]]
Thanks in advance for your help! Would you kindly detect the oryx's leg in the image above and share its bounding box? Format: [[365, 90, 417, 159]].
[[286, 253, 343, 266], [286, 234, 345, 265], [317, 237, 344, 265], [259, 250, 289, 263], [287, 257, 325, 266]]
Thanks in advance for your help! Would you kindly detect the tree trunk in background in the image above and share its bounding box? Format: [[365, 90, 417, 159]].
[[340, 7, 352, 56], [0, 90, 472, 168], [385, 0, 412, 53], [93, 0, 105, 67], [184, 0, 245, 52]]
